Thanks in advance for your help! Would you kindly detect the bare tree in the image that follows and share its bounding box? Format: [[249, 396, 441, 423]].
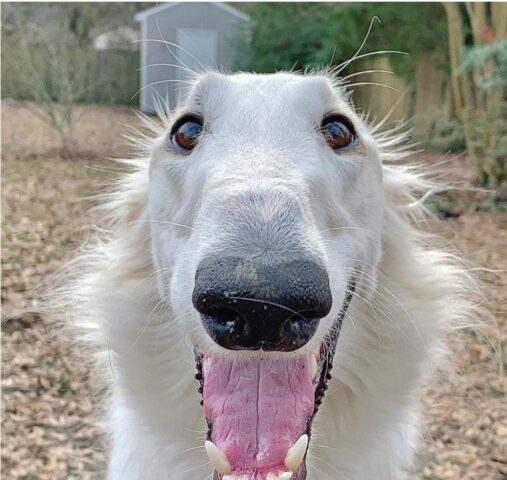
[[3, 6, 103, 155]]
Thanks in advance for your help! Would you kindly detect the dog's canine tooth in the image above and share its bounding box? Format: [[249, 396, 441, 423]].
[[279, 472, 293, 480], [204, 440, 232, 475], [311, 355, 318, 380], [221, 476, 235, 480], [284, 434, 308, 471], [266, 473, 278, 480]]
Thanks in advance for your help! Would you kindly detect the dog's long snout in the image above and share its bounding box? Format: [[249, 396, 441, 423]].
[[193, 255, 332, 351]]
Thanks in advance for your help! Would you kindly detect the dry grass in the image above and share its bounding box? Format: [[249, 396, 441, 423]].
[[2, 101, 506, 479]]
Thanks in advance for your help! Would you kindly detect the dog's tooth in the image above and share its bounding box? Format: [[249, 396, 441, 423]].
[[266, 473, 278, 480], [284, 434, 308, 471], [222, 476, 236, 480], [204, 440, 232, 475], [311, 355, 318, 380], [279, 472, 293, 480]]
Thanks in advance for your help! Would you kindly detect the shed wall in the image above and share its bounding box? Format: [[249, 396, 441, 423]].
[[140, 3, 249, 112]]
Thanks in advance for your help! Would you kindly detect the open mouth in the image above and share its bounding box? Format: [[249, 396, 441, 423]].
[[194, 281, 355, 480]]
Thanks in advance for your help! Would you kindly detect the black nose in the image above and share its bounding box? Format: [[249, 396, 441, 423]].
[[192, 255, 332, 351]]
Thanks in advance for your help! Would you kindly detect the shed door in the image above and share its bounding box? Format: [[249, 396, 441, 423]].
[[176, 29, 218, 82]]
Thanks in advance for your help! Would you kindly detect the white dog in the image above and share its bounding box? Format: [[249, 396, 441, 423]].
[[54, 71, 472, 480]]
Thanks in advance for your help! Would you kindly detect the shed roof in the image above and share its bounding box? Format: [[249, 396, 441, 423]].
[[134, 2, 251, 23]]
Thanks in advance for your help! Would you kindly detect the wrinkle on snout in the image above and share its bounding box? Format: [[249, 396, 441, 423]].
[[218, 197, 288, 228]]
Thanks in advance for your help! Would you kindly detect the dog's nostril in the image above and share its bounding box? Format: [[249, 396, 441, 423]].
[[282, 311, 320, 337], [202, 306, 253, 350], [208, 307, 242, 325], [207, 307, 245, 334]]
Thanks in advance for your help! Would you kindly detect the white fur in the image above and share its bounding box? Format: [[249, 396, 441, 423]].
[[50, 72, 474, 480]]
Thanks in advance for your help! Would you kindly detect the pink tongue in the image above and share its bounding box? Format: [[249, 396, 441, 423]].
[[203, 355, 314, 474]]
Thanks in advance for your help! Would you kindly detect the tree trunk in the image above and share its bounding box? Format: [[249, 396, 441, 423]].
[[444, 3, 465, 115], [444, 3, 482, 180], [467, 2, 487, 109], [485, 2, 506, 186]]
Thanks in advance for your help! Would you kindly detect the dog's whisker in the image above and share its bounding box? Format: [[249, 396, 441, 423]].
[[345, 81, 399, 93], [310, 453, 355, 480], [341, 69, 394, 81], [333, 16, 381, 77], [137, 63, 200, 73], [178, 461, 211, 476], [129, 219, 195, 230], [169, 444, 206, 460], [351, 289, 419, 347], [321, 226, 366, 233], [311, 443, 357, 454], [331, 50, 409, 77], [306, 460, 350, 480], [132, 39, 204, 74], [227, 296, 308, 322], [344, 263, 423, 340], [131, 78, 194, 100]]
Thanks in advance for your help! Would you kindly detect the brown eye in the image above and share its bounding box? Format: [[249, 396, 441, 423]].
[[170, 115, 203, 152], [321, 115, 356, 150]]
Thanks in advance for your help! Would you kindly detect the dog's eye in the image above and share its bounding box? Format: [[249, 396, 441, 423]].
[[321, 115, 356, 150], [170, 115, 203, 152]]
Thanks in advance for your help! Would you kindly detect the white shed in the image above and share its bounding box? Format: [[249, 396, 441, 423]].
[[134, 2, 251, 112]]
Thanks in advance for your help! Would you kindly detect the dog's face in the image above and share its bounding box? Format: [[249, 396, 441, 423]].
[[149, 72, 384, 480]]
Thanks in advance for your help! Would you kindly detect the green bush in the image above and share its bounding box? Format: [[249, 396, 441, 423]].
[[239, 3, 449, 79], [424, 192, 462, 218], [422, 116, 466, 153]]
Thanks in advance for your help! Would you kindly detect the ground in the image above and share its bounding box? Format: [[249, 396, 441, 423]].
[[2, 101, 506, 480]]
